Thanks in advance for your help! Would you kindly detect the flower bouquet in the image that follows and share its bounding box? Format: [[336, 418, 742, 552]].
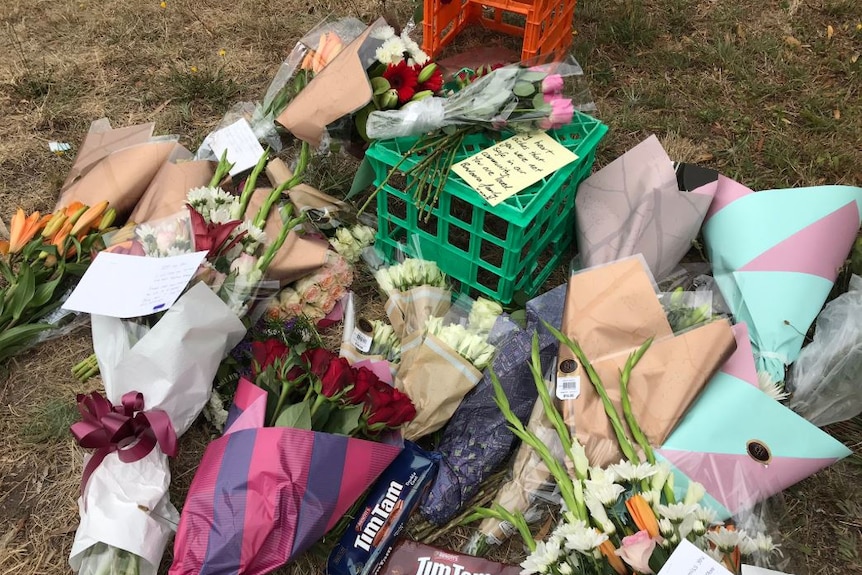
[[340, 291, 402, 380], [0, 200, 114, 363], [469, 329, 784, 575], [264, 249, 354, 324], [169, 344, 416, 574], [395, 295, 503, 441], [358, 56, 584, 215], [68, 154, 308, 575], [374, 256, 450, 340]]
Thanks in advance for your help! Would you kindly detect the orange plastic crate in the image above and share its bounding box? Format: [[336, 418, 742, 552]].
[[422, 0, 577, 63]]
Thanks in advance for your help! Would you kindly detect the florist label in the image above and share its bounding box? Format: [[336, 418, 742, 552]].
[[657, 540, 733, 575], [451, 132, 578, 207]]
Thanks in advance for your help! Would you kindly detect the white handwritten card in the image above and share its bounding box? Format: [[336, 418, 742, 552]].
[[63, 251, 209, 318], [204, 118, 266, 177], [657, 540, 734, 575], [451, 131, 578, 206]]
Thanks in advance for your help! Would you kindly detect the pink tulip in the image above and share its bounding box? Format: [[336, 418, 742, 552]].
[[615, 530, 658, 574], [539, 97, 575, 130]]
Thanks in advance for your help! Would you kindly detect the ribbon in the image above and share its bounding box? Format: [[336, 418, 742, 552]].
[[71, 390, 178, 496]]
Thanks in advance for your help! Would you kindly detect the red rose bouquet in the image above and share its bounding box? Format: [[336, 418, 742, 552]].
[[169, 342, 416, 575]]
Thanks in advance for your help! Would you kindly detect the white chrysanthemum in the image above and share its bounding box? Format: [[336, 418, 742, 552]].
[[351, 224, 375, 246], [520, 538, 562, 575], [584, 479, 624, 506], [706, 547, 725, 563], [588, 467, 617, 485], [707, 527, 747, 552], [750, 532, 782, 556], [375, 37, 407, 65], [738, 534, 758, 555], [656, 502, 698, 523], [640, 490, 660, 507], [558, 561, 573, 575], [400, 33, 428, 65], [694, 505, 719, 525], [208, 206, 233, 225], [238, 221, 266, 245], [371, 25, 396, 40], [757, 370, 790, 401], [135, 223, 157, 241], [610, 460, 658, 483], [165, 246, 190, 257], [659, 517, 674, 536], [186, 186, 214, 205], [583, 492, 615, 535], [555, 520, 608, 554]]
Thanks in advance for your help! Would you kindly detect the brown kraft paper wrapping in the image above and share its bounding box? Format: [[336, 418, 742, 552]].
[[557, 258, 736, 468], [396, 332, 482, 441], [57, 140, 180, 220], [245, 188, 328, 285], [129, 155, 216, 223], [384, 286, 452, 341]]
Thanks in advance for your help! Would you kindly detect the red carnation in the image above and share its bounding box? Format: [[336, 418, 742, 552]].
[[320, 356, 354, 398], [383, 61, 419, 105], [413, 63, 443, 94], [251, 339, 289, 375]]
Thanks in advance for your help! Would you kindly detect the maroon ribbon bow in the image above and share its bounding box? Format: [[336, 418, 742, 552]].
[[71, 391, 178, 496]]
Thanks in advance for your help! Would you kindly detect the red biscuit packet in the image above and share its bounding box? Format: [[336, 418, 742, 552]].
[[376, 539, 521, 575]]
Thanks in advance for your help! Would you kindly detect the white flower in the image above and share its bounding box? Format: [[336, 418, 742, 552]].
[[186, 186, 213, 206], [202, 390, 229, 431], [757, 370, 789, 401], [400, 32, 428, 65], [610, 460, 658, 483], [238, 221, 267, 245], [558, 562, 572, 575], [584, 492, 615, 535], [588, 467, 617, 485], [554, 519, 608, 555], [659, 517, 674, 536], [584, 480, 624, 507], [371, 25, 396, 40], [135, 223, 157, 242], [706, 547, 725, 563], [165, 245, 190, 257], [738, 534, 758, 555], [684, 481, 706, 505], [230, 253, 257, 276], [375, 37, 407, 65], [209, 206, 233, 225], [640, 490, 660, 507], [520, 538, 562, 575], [656, 502, 698, 523], [691, 518, 706, 536], [694, 505, 719, 526], [706, 527, 747, 552], [351, 224, 375, 246], [650, 462, 671, 492], [749, 532, 781, 556], [468, 297, 503, 333]]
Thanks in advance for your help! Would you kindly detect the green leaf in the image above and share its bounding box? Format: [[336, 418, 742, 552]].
[[29, 273, 63, 309], [370, 76, 391, 96], [513, 81, 535, 97], [311, 399, 335, 429], [518, 70, 547, 83], [274, 400, 312, 429], [322, 404, 364, 436], [10, 264, 36, 321], [0, 323, 54, 364], [532, 93, 551, 112]]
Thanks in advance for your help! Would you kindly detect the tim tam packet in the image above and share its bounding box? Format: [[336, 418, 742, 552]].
[[328, 442, 440, 575], [376, 539, 521, 575]]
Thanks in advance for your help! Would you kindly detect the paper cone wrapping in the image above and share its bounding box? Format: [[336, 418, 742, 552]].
[[574, 135, 717, 281], [70, 284, 246, 575], [169, 379, 401, 575], [129, 153, 215, 223], [396, 333, 483, 441], [384, 286, 452, 341], [57, 119, 180, 220], [702, 178, 862, 382], [557, 258, 736, 467]]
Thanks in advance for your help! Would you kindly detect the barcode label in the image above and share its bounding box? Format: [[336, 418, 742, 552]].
[[556, 376, 581, 400], [351, 328, 373, 353]]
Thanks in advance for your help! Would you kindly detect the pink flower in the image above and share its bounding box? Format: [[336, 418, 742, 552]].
[[230, 252, 257, 276], [540, 97, 574, 130], [542, 73, 563, 95], [301, 283, 323, 306], [615, 530, 658, 574]]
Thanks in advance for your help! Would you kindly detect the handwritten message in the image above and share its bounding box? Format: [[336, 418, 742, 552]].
[[451, 132, 578, 206], [657, 540, 734, 575], [204, 118, 266, 177], [63, 251, 208, 318]]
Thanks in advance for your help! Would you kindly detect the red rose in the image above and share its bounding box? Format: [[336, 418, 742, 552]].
[[386, 390, 417, 427], [346, 366, 377, 404], [320, 356, 354, 398], [365, 380, 395, 424], [251, 339, 289, 375], [303, 348, 334, 379]]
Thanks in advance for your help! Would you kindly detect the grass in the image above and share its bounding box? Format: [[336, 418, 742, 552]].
[[0, 0, 861, 573]]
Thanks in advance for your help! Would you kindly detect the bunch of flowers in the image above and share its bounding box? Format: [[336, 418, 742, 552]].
[[359, 60, 579, 216], [374, 257, 448, 294], [353, 25, 443, 141], [660, 287, 715, 334], [470, 327, 781, 575], [253, 341, 417, 435], [442, 63, 506, 95], [329, 223, 375, 263], [266, 250, 353, 322], [367, 319, 401, 362], [0, 200, 114, 363], [425, 318, 496, 371]]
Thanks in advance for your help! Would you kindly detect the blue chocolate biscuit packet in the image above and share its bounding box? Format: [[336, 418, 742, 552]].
[[328, 442, 440, 575]]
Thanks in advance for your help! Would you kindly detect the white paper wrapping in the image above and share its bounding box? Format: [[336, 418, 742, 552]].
[[70, 282, 246, 574]]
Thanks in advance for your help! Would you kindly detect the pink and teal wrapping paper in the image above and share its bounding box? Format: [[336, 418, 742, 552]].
[[169, 379, 403, 575], [703, 179, 862, 382], [657, 323, 851, 519]]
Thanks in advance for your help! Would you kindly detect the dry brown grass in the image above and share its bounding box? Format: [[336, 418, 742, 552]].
[[1, 0, 861, 574]]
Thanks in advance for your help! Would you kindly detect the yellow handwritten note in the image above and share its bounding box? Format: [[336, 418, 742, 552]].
[[451, 132, 578, 206]]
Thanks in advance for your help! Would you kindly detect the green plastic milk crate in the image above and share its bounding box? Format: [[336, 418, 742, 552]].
[[366, 111, 608, 304]]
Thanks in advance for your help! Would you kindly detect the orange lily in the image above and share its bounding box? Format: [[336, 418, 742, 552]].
[[70, 200, 109, 236], [63, 201, 86, 217], [8, 208, 42, 253], [52, 220, 75, 257], [0, 240, 9, 255], [599, 540, 629, 575], [626, 494, 661, 538]]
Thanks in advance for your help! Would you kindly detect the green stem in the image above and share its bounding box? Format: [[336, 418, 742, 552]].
[[209, 149, 234, 188], [269, 381, 292, 427], [235, 148, 270, 220], [619, 338, 656, 463], [253, 142, 310, 229]]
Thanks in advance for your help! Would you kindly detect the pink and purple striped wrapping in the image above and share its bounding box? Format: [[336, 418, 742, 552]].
[[169, 379, 402, 575]]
